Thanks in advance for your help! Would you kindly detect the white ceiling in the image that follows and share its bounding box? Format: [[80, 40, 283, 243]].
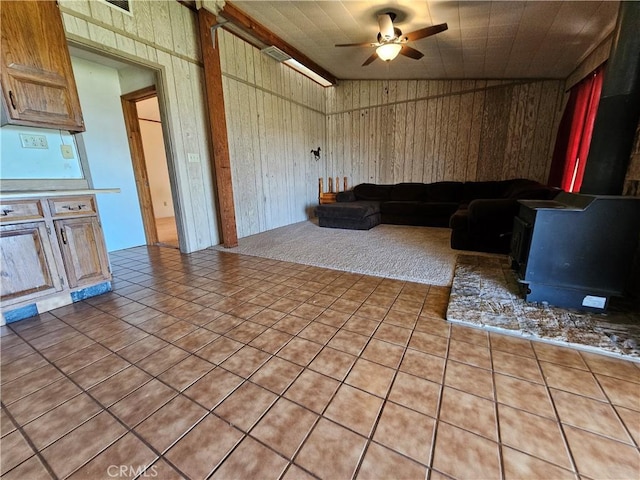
[[230, 1, 619, 80]]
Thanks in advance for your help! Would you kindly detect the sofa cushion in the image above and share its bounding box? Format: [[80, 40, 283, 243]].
[[381, 201, 458, 218], [336, 190, 356, 202], [315, 201, 380, 220], [502, 178, 539, 197], [353, 183, 392, 201], [461, 181, 511, 202], [425, 182, 464, 202], [389, 183, 429, 201]]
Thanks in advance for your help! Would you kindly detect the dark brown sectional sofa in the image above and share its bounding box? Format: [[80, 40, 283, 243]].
[[315, 179, 560, 253]]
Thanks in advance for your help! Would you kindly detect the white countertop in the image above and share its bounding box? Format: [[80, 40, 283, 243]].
[[0, 188, 120, 199]]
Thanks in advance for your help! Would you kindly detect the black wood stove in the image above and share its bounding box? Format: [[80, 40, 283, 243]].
[[510, 192, 640, 311]]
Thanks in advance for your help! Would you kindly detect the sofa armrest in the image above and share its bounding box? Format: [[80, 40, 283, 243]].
[[336, 191, 356, 202]]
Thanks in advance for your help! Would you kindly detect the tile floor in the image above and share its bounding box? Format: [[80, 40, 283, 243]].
[[1, 246, 639, 480]]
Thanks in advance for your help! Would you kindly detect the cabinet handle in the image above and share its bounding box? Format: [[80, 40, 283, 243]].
[[62, 204, 85, 211], [1, 209, 14, 216], [8, 91, 16, 110], [60, 228, 67, 245]]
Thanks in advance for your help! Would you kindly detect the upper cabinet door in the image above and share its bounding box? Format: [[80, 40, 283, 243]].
[[1, 1, 85, 132]]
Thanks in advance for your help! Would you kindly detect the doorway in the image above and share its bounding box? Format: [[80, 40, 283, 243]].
[[121, 87, 179, 248]]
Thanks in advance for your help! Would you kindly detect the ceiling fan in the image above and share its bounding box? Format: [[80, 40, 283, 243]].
[[335, 12, 448, 66]]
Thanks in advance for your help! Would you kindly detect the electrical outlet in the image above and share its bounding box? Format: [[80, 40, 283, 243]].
[[60, 145, 75, 159], [20, 134, 48, 149], [188, 153, 200, 163]]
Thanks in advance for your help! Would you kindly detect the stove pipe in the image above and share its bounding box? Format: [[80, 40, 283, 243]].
[[580, 1, 640, 195]]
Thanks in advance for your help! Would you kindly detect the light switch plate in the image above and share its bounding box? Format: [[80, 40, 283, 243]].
[[60, 145, 75, 159], [188, 153, 200, 163]]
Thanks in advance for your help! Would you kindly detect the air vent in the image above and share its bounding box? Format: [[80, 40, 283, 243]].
[[261, 46, 292, 63], [103, 0, 131, 14]]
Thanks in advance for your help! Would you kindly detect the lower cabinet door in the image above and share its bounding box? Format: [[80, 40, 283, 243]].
[[0, 222, 62, 301], [55, 217, 110, 288]]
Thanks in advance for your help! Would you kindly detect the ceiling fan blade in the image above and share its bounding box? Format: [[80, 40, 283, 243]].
[[400, 45, 424, 60], [362, 52, 378, 66], [335, 41, 375, 47], [377, 14, 395, 41], [403, 23, 448, 42]]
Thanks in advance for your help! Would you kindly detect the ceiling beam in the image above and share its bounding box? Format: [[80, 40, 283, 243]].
[[220, 2, 338, 85], [176, 0, 197, 11]]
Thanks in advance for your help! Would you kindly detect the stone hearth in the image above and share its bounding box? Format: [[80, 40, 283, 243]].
[[447, 255, 640, 358]]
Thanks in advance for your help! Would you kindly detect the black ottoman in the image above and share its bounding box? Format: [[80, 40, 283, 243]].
[[315, 201, 382, 230]]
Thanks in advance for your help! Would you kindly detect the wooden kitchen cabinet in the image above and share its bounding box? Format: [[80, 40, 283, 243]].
[[0, 193, 111, 323], [0, 221, 63, 302], [1, 0, 85, 132], [55, 216, 110, 288]]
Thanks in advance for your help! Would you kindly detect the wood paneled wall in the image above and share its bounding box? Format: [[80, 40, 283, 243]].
[[58, 0, 568, 244], [325, 79, 565, 186], [218, 30, 327, 238], [59, 0, 218, 253]]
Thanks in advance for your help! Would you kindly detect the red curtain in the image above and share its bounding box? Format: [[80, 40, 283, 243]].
[[548, 65, 604, 192]]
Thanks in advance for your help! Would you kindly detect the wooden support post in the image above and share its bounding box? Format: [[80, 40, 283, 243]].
[[343, 177, 348, 191], [197, 8, 238, 248]]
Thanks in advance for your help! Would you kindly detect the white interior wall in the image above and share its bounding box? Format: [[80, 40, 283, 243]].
[[119, 66, 157, 95], [71, 56, 146, 252], [137, 97, 174, 219], [0, 126, 83, 179]]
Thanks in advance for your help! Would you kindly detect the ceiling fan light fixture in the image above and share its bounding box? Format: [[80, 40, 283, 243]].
[[376, 43, 402, 61]]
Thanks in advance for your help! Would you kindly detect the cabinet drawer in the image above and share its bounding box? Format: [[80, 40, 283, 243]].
[[48, 196, 96, 217], [0, 200, 44, 222]]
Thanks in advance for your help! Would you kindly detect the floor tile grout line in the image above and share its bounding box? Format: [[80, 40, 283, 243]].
[[17, 337, 198, 478], [488, 329, 506, 480], [197, 279, 383, 480], [0, 399, 61, 480], [2, 356, 132, 477], [576, 351, 640, 450], [107, 266, 442, 442], [283, 289, 413, 479], [4, 376, 96, 431], [435, 325, 589, 476], [354, 312, 437, 479], [9, 245, 636, 480], [197, 290, 366, 479], [6, 310, 208, 480], [425, 322, 453, 480], [531, 343, 581, 477]]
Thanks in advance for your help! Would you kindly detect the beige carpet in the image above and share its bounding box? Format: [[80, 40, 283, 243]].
[[214, 220, 461, 286]]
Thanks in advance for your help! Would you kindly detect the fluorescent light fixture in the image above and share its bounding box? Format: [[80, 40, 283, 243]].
[[376, 43, 402, 61], [284, 58, 334, 87], [261, 46, 292, 62]]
